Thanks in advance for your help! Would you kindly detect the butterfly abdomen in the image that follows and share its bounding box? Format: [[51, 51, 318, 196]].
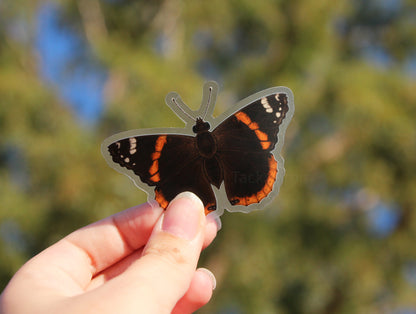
[[196, 131, 217, 158], [196, 130, 223, 189]]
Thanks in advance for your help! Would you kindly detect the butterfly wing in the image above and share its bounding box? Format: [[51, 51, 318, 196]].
[[213, 93, 289, 208], [107, 134, 216, 214]]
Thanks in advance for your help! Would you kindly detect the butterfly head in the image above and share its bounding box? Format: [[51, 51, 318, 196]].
[[192, 118, 210, 134]]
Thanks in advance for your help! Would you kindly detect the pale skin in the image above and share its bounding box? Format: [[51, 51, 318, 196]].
[[0, 192, 219, 314]]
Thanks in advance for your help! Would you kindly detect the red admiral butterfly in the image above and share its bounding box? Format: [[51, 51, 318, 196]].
[[102, 82, 294, 216]]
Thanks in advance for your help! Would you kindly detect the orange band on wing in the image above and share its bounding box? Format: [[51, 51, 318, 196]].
[[205, 203, 216, 215], [155, 188, 169, 209], [230, 154, 278, 206], [149, 135, 167, 182], [235, 112, 271, 150], [154, 135, 167, 151]]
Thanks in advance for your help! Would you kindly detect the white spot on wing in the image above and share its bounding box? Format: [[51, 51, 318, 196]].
[[261, 97, 273, 113], [129, 137, 137, 154], [124, 157, 130, 163], [129, 137, 136, 145], [275, 112, 281, 118]]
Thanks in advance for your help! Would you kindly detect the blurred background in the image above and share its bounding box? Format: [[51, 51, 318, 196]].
[[1, 0, 416, 313]]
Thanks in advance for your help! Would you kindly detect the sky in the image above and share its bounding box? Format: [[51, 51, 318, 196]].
[[36, 2, 107, 125]]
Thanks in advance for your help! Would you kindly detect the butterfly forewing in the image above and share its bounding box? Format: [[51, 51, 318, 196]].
[[108, 135, 163, 185]]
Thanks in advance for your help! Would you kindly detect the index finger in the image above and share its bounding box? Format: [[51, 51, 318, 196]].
[[28, 201, 164, 292], [67, 200, 164, 273]]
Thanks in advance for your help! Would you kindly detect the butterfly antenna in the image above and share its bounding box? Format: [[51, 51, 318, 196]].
[[171, 97, 196, 121], [202, 86, 213, 120]]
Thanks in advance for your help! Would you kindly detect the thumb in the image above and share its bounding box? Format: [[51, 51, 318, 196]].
[[109, 192, 207, 313]]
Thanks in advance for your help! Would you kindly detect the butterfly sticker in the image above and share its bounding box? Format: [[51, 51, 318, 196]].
[[102, 81, 294, 218]]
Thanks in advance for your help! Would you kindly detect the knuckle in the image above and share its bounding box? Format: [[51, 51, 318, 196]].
[[145, 242, 188, 266]]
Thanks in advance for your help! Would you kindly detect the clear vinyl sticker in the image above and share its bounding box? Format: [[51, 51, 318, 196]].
[[102, 81, 294, 220]]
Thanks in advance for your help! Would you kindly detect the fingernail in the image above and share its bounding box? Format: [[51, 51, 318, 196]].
[[162, 192, 204, 240], [206, 213, 222, 232], [198, 268, 216, 290]]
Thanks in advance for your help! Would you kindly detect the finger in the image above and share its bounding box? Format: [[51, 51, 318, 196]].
[[172, 268, 216, 314], [87, 204, 219, 290], [86, 249, 143, 291], [68, 200, 163, 273], [22, 201, 164, 293], [203, 214, 221, 248], [84, 192, 207, 313]]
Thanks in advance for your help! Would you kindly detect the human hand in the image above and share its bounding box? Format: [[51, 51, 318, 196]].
[[0, 192, 219, 314]]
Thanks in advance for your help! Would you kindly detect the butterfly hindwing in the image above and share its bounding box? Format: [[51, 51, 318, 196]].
[[156, 156, 217, 214], [218, 150, 278, 206], [213, 93, 289, 207]]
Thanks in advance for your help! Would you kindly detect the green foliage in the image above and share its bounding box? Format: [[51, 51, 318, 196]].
[[1, 0, 416, 312]]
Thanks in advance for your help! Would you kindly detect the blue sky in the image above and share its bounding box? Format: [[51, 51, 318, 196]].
[[36, 3, 107, 125]]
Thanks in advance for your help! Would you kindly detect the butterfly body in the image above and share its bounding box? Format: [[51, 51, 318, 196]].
[[103, 82, 294, 216]]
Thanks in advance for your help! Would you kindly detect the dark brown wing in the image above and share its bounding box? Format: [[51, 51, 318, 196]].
[[108, 134, 216, 214], [213, 93, 289, 207]]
